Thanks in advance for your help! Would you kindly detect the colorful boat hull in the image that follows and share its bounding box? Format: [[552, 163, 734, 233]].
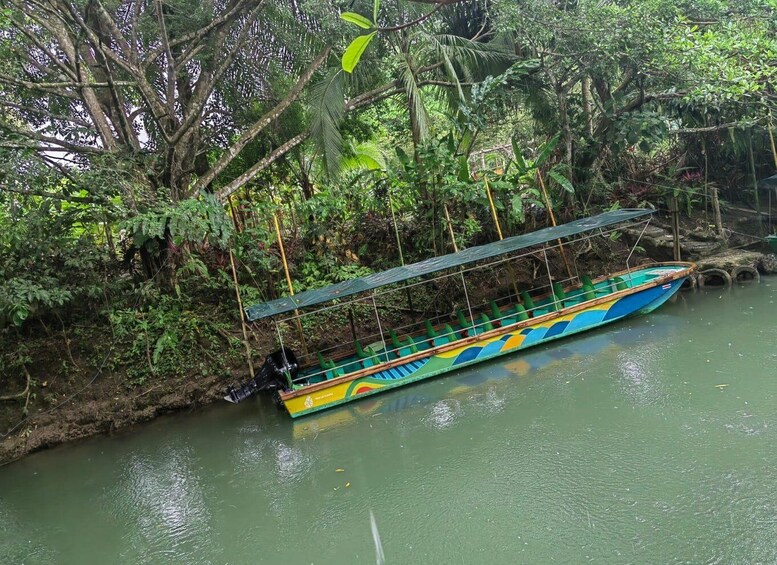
[[280, 263, 694, 417]]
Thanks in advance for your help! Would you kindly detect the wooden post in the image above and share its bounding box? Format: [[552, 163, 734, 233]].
[[669, 197, 681, 261], [768, 116, 777, 169], [748, 133, 763, 234], [228, 247, 255, 380], [536, 169, 573, 279], [273, 212, 308, 356], [711, 186, 724, 238]]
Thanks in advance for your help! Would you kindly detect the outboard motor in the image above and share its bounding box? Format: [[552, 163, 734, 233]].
[[224, 348, 299, 404]]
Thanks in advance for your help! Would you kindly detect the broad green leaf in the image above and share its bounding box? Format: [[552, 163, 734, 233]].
[[373, 0, 380, 23], [510, 194, 524, 223], [342, 32, 377, 73], [457, 156, 470, 182], [341, 12, 373, 29], [535, 133, 560, 168], [548, 170, 575, 194]]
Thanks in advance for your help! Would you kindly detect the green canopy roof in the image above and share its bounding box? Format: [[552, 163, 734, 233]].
[[245, 208, 654, 321]]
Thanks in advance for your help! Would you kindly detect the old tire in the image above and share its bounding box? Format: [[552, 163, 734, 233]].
[[730, 265, 760, 284], [697, 268, 732, 288], [680, 275, 697, 291]]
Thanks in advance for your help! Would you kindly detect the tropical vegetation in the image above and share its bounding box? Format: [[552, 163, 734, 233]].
[[1, 0, 776, 444]]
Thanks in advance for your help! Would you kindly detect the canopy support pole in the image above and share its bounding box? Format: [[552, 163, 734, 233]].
[[625, 218, 651, 283], [276, 324, 293, 389], [389, 192, 415, 313], [371, 296, 389, 362], [444, 203, 475, 323], [273, 212, 308, 356], [542, 246, 559, 310]]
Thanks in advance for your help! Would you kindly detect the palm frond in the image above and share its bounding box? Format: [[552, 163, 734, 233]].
[[309, 68, 345, 178], [341, 141, 388, 173], [399, 59, 430, 142], [424, 34, 515, 83]]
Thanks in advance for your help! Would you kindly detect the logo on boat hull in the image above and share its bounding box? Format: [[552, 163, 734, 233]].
[[304, 395, 314, 409]]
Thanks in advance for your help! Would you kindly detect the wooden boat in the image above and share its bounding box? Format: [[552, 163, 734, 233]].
[[226, 209, 695, 418]]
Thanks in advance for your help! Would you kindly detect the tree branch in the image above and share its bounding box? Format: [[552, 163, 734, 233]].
[[216, 130, 310, 201], [192, 46, 331, 193], [0, 185, 105, 204], [379, 4, 444, 32]]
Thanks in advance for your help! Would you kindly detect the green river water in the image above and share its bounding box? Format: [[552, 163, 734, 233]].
[[2, 280, 777, 564]]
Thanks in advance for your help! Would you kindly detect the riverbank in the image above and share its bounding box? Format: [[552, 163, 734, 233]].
[[2, 214, 774, 466]]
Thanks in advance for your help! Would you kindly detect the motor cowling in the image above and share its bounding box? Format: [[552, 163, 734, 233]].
[[224, 348, 299, 404]]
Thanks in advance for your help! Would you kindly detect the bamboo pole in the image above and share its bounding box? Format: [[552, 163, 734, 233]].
[[228, 247, 255, 380], [536, 169, 573, 279], [483, 174, 520, 301], [768, 115, 777, 169], [483, 176, 504, 240], [443, 203, 459, 252], [388, 192, 415, 313], [273, 212, 308, 356], [228, 195, 242, 233]]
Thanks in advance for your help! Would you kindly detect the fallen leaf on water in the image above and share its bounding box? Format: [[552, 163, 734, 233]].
[[345, 482, 350, 488], [336, 468, 345, 472], [715, 384, 728, 388]]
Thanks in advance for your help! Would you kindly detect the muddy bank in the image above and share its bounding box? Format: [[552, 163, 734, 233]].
[[0, 368, 232, 465]]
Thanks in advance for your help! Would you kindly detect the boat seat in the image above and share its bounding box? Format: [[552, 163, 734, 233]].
[[552, 282, 566, 303], [472, 313, 494, 335], [513, 304, 529, 322], [432, 324, 457, 347], [491, 300, 519, 326], [355, 340, 380, 369], [424, 319, 439, 339], [390, 329, 418, 358], [581, 284, 596, 301], [612, 276, 628, 292], [456, 309, 474, 336], [520, 291, 535, 316], [581, 274, 610, 297], [316, 351, 343, 381], [489, 300, 502, 321]]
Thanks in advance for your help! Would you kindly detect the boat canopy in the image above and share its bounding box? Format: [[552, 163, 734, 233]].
[[245, 208, 654, 321]]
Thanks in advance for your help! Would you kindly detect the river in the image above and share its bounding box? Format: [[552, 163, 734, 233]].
[[1, 280, 776, 564]]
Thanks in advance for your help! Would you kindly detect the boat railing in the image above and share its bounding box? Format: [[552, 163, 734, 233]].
[[294, 272, 600, 384], [296, 264, 668, 381]]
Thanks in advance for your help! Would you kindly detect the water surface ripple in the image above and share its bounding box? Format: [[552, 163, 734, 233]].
[[1, 281, 777, 563]]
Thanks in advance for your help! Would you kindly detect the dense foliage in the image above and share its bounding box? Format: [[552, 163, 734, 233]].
[[1, 0, 776, 433]]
